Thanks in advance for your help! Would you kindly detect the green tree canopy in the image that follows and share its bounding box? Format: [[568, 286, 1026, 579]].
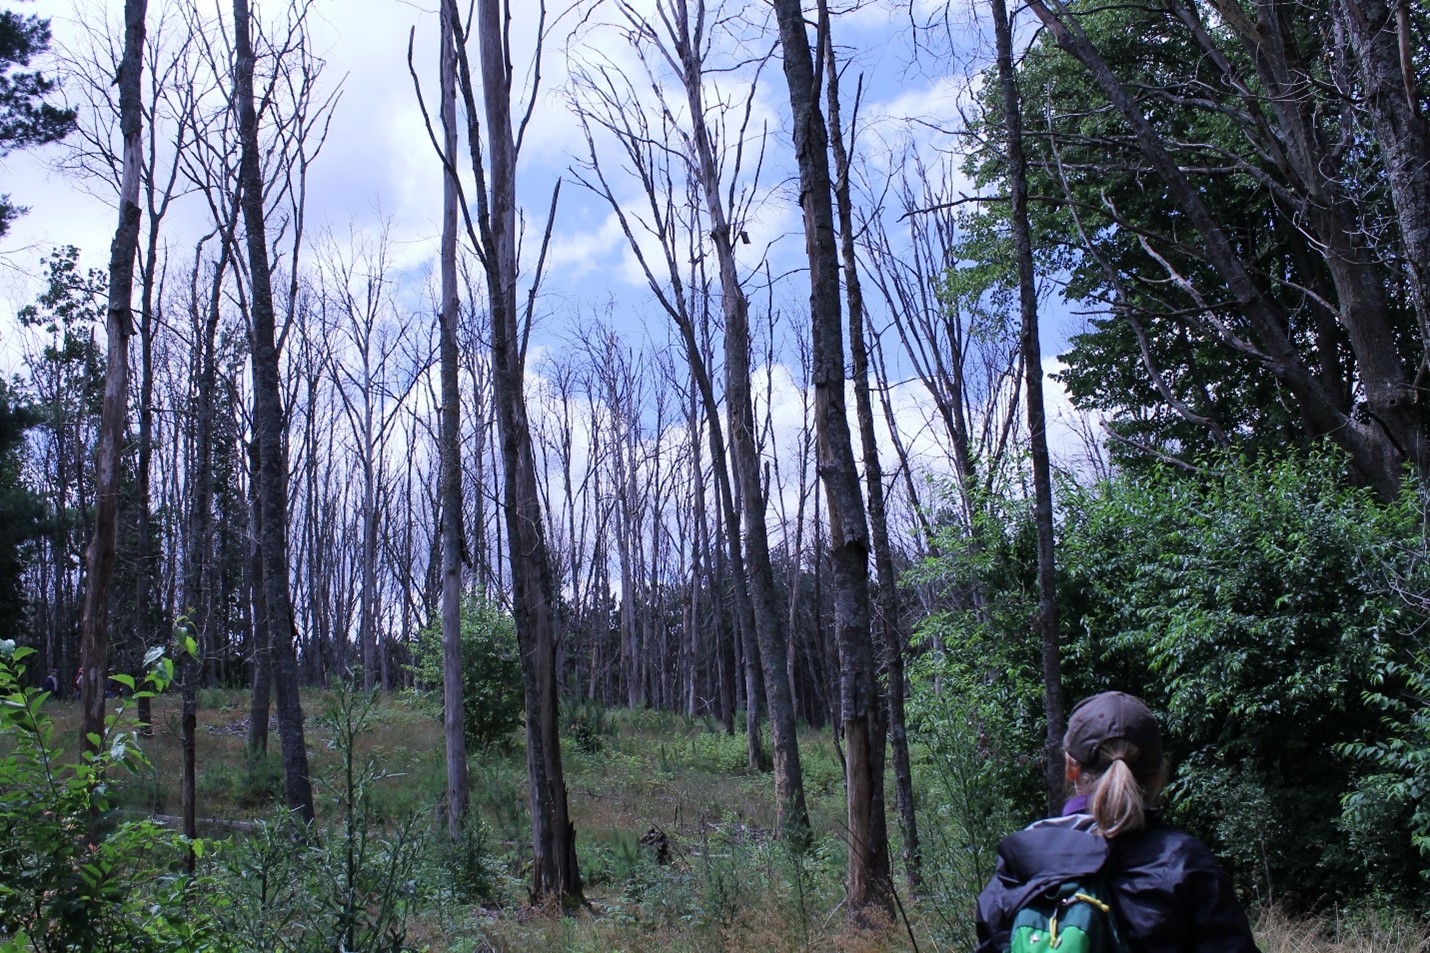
[[960, 0, 1428, 487]]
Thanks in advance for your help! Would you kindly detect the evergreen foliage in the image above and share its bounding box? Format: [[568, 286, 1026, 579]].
[[0, 380, 43, 640], [0, 8, 76, 236]]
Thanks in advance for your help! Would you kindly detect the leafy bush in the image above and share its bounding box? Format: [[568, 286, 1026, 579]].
[[409, 594, 523, 752], [903, 482, 1053, 945], [910, 453, 1430, 914], [1057, 453, 1424, 904], [0, 640, 218, 952], [1339, 651, 1430, 907]]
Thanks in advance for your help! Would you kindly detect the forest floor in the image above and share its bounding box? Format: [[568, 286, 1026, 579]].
[[36, 688, 1430, 952]]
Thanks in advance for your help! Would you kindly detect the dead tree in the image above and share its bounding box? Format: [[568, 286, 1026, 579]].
[[438, 0, 469, 837], [769, 0, 892, 918], [819, 11, 919, 884], [421, 0, 583, 901], [79, 0, 146, 756], [990, 0, 1065, 813], [231, 0, 313, 823]]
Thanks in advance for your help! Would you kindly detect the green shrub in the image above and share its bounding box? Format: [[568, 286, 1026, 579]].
[[562, 697, 612, 755], [409, 595, 523, 752], [1057, 453, 1424, 904], [429, 815, 505, 906], [1339, 650, 1430, 908], [211, 683, 426, 953], [0, 640, 219, 952], [910, 452, 1429, 913]]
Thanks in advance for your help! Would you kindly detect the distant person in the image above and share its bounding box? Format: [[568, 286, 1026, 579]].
[[41, 668, 59, 696], [73, 666, 82, 697], [975, 691, 1260, 952]]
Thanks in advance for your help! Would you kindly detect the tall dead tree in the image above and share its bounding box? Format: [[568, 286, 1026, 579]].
[[78, 0, 146, 755], [991, 0, 1065, 813], [438, 0, 469, 838], [569, 0, 808, 833], [819, 7, 918, 884], [769, 0, 891, 918], [59, 3, 203, 735], [433, 0, 581, 901], [232, 0, 313, 823], [664, 0, 809, 838]]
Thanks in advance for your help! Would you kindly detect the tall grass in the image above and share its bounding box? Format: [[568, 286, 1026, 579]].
[[21, 689, 1430, 952]]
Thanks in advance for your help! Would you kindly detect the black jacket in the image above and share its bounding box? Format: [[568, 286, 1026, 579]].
[[975, 812, 1260, 953]]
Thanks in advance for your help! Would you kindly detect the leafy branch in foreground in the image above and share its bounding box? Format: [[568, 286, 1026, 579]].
[[0, 639, 218, 952]]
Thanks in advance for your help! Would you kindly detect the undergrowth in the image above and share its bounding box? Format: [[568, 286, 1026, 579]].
[[9, 682, 1430, 952]]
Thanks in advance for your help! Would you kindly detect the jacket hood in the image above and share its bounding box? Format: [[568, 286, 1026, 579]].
[[997, 821, 1109, 896]]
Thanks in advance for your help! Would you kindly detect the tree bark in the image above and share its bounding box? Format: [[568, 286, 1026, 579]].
[[821, 26, 918, 886], [1025, 0, 1421, 498], [769, 0, 891, 919], [438, 0, 469, 839], [451, 0, 582, 902], [79, 0, 146, 757], [992, 0, 1065, 814], [232, 0, 313, 824], [664, 0, 809, 839], [1334, 0, 1430, 381]]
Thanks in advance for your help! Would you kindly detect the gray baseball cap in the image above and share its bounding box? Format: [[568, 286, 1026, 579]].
[[1064, 691, 1163, 769]]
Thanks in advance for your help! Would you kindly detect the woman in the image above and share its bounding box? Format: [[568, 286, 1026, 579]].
[[975, 691, 1260, 952]]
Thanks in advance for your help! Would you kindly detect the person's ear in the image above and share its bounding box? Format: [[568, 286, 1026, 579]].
[[1065, 752, 1081, 783]]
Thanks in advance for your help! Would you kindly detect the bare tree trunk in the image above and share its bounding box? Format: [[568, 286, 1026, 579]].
[[132, 221, 160, 736], [821, 30, 918, 887], [232, 0, 313, 824], [993, 0, 1067, 811], [79, 0, 146, 756], [438, 0, 469, 839], [246, 435, 272, 758], [447, 0, 582, 902], [658, 0, 809, 839], [183, 235, 224, 869], [769, 0, 891, 920]]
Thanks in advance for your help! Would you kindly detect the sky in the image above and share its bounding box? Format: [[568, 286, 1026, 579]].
[[0, 0, 1101, 486]]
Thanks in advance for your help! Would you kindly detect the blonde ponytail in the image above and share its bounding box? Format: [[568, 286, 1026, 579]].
[[1075, 738, 1169, 839], [1090, 756, 1145, 838]]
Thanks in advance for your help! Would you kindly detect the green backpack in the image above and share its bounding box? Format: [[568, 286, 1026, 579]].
[[1008, 878, 1130, 952]]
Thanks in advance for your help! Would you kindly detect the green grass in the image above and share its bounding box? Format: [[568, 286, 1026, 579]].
[[29, 690, 1430, 953]]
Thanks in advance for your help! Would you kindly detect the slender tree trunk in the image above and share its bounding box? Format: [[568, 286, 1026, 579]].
[[452, 0, 582, 902], [183, 243, 223, 871], [133, 245, 156, 734], [438, 0, 469, 838], [821, 28, 917, 886], [246, 436, 272, 758], [993, 0, 1065, 813], [769, 0, 891, 919], [79, 0, 146, 756], [664, 0, 808, 839], [233, 0, 313, 824]]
